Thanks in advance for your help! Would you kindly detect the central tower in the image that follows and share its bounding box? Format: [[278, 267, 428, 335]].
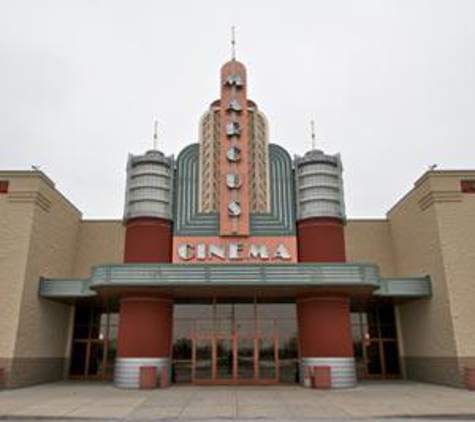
[[199, 61, 270, 226]]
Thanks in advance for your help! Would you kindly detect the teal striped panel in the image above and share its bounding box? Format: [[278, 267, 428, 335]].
[[173, 143, 296, 235]]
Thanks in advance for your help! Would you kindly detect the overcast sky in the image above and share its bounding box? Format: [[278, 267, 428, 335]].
[[1, 0, 474, 219]]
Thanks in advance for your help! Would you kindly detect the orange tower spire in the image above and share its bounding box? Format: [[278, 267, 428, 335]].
[[219, 58, 250, 236]]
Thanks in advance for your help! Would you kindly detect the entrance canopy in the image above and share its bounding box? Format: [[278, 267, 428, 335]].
[[39, 262, 431, 302]]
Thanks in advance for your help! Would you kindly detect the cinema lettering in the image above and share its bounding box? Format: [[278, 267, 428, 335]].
[[176, 242, 292, 262]]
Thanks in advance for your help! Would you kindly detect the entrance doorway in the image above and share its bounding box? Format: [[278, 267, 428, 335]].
[[352, 303, 401, 379], [172, 298, 298, 384], [69, 306, 118, 379], [192, 329, 278, 384]]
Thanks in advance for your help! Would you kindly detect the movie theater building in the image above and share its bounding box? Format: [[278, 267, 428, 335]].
[[1, 58, 475, 390]]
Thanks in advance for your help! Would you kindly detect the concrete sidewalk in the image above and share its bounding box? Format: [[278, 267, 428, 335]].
[[0, 381, 474, 420]]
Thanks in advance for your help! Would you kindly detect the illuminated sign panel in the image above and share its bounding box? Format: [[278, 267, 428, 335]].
[[173, 236, 297, 264]]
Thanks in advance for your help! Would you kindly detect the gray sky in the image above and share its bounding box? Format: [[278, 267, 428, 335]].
[[1, 0, 474, 219]]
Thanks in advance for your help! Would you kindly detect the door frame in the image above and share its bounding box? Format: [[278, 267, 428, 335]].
[[191, 330, 279, 385]]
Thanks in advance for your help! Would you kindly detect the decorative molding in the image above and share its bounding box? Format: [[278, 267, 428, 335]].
[[39, 266, 432, 301], [374, 277, 432, 297], [174, 143, 296, 236], [418, 190, 462, 211], [8, 190, 51, 212]]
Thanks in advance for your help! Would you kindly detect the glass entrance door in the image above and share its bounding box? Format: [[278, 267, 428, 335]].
[[216, 337, 234, 380], [191, 332, 278, 384], [173, 299, 298, 384], [237, 334, 254, 380], [193, 337, 213, 380], [351, 303, 401, 379]]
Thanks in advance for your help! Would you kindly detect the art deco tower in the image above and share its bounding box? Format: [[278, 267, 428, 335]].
[[198, 59, 271, 236]]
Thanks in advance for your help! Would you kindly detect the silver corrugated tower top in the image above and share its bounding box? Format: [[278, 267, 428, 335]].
[[124, 150, 173, 221], [295, 149, 346, 221]]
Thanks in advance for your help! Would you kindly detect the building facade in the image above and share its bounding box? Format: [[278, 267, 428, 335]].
[[1, 59, 475, 389]]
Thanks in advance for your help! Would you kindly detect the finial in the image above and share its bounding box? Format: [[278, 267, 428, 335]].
[[311, 119, 317, 150], [231, 26, 236, 60], [153, 118, 158, 150]]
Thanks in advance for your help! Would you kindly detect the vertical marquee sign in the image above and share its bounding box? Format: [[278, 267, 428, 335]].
[[219, 60, 250, 236]]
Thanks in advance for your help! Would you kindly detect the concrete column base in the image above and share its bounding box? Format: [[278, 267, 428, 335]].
[[114, 357, 170, 389], [300, 357, 356, 389]]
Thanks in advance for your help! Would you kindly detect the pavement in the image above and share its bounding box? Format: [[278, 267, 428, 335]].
[[0, 381, 474, 421]]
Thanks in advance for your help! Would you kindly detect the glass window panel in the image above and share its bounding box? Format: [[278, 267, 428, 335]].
[[173, 338, 192, 383], [173, 338, 192, 360], [106, 339, 117, 378], [258, 338, 276, 380], [89, 324, 100, 339], [380, 323, 396, 338], [237, 336, 254, 380], [378, 304, 396, 325], [215, 317, 233, 337], [173, 319, 194, 340], [383, 341, 401, 375], [174, 303, 213, 319], [257, 303, 296, 319], [234, 304, 255, 334], [110, 313, 119, 325], [73, 325, 89, 339], [366, 341, 382, 375], [216, 339, 233, 379], [108, 325, 118, 341], [350, 313, 361, 324], [99, 314, 108, 340], [70, 342, 87, 376], [258, 319, 275, 336], [215, 303, 233, 319], [87, 341, 104, 376], [195, 318, 214, 335], [351, 323, 363, 342], [194, 339, 212, 380], [366, 310, 379, 337], [278, 332, 298, 383], [74, 307, 90, 325], [236, 318, 254, 335]]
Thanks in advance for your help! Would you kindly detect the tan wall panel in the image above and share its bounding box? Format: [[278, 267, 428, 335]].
[[0, 177, 38, 359], [435, 193, 475, 361], [73, 220, 125, 278], [13, 178, 80, 359], [345, 219, 397, 277], [389, 188, 457, 358]]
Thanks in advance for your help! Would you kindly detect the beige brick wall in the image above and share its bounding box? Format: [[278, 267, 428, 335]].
[[14, 178, 81, 358], [0, 174, 38, 361], [426, 174, 475, 366], [73, 220, 125, 278], [345, 219, 397, 277], [0, 171, 81, 387], [388, 171, 475, 386]]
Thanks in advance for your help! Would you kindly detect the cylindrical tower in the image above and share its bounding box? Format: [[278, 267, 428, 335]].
[[123, 150, 173, 262], [115, 149, 174, 388], [295, 149, 355, 388], [295, 150, 346, 262]]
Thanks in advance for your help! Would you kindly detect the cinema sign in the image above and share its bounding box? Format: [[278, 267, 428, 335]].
[[172, 237, 298, 264]]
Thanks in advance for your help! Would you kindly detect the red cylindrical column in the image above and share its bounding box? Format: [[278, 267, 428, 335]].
[[297, 295, 353, 358], [117, 150, 174, 388], [123, 217, 172, 263], [117, 295, 173, 358], [115, 293, 173, 388], [297, 294, 355, 388], [295, 150, 354, 387], [297, 217, 346, 262]]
